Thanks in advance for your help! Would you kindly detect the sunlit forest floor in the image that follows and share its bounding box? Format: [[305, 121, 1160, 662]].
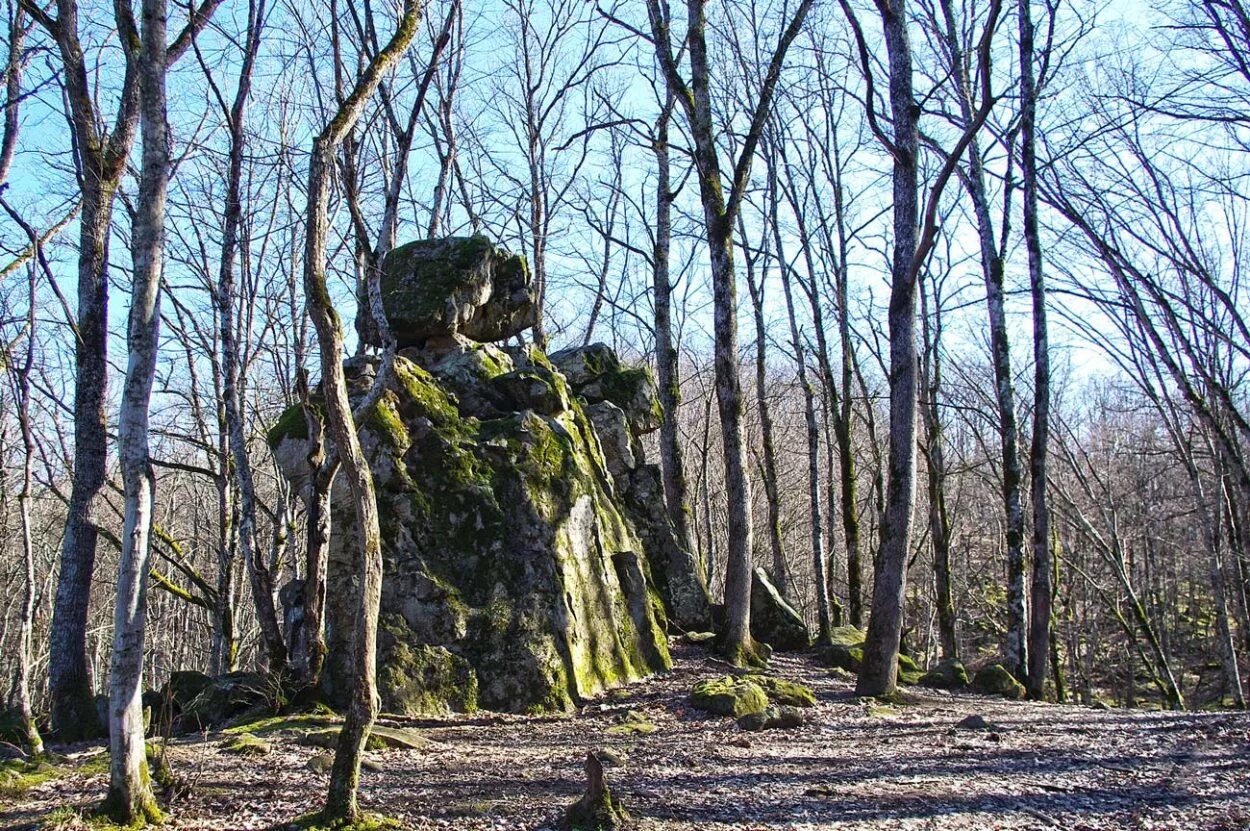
[[5, 643, 1249, 830]]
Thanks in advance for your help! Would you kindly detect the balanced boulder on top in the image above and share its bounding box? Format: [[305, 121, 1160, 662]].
[[378, 235, 536, 346]]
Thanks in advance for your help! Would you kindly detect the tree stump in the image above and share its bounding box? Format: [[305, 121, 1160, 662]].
[[561, 751, 630, 830]]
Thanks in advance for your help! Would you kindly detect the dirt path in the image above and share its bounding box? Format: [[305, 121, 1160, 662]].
[[6, 644, 1250, 830]]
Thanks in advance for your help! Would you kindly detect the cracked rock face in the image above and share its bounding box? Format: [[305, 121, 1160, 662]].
[[271, 237, 724, 715]]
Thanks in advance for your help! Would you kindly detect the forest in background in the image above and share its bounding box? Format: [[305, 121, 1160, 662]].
[[0, 0, 1248, 823]]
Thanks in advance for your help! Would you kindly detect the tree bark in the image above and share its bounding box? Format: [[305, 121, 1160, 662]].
[[216, 0, 287, 674], [1020, 0, 1053, 700], [300, 2, 423, 819], [853, 0, 921, 698], [652, 101, 698, 561], [770, 166, 833, 643], [742, 218, 790, 600], [936, 0, 1027, 680], [919, 269, 958, 661], [102, 0, 169, 818]]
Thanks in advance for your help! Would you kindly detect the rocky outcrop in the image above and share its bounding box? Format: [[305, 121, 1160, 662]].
[[271, 238, 691, 716]]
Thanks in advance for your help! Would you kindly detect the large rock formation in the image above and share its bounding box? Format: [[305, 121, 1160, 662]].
[[271, 236, 708, 715]]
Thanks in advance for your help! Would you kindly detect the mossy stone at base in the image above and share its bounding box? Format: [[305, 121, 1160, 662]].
[[829, 626, 867, 648], [690, 676, 769, 718], [823, 644, 864, 673], [748, 675, 817, 707], [378, 616, 478, 717], [219, 734, 272, 756], [973, 663, 1026, 700], [737, 705, 805, 732], [921, 658, 970, 690], [897, 653, 924, 686], [749, 568, 811, 651]]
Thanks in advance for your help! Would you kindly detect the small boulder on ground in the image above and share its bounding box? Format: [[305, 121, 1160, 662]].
[[748, 675, 817, 707], [178, 671, 269, 730], [737, 705, 806, 732], [954, 714, 1003, 731], [922, 658, 971, 690], [749, 568, 811, 651], [690, 676, 769, 718], [219, 734, 272, 756], [973, 663, 1026, 700]]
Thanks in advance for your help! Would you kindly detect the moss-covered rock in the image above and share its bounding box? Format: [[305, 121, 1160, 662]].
[[377, 615, 477, 717], [749, 675, 817, 707], [897, 653, 924, 686], [302, 349, 670, 717], [921, 658, 971, 690], [973, 663, 1026, 700], [179, 671, 269, 729], [824, 644, 864, 673], [750, 568, 811, 651], [378, 236, 535, 346], [550, 344, 662, 435], [690, 676, 769, 718], [829, 626, 867, 648], [219, 734, 272, 756], [164, 670, 213, 713]]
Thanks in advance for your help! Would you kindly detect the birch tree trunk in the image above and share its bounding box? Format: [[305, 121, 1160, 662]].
[[103, 0, 169, 818]]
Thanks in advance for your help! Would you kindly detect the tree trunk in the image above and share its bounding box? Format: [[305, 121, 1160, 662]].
[[936, 0, 1027, 680], [919, 270, 958, 661], [48, 179, 112, 740], [301, 3, 423, 818], [12, 264, 43, 756], [103, 0, 169, 818], [217, 0, 286, 674], [742, 222, 789, 600], [772, 185, 833, 644], [653, 103, 698, 561], [1020, 0, 1052, 700], [856, 0, 921, 699]]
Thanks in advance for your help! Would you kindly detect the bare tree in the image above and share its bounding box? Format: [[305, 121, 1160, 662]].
[[645, 0, 814, 666], [102, 0, 172, 817], [299, 0, 423, 818]]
